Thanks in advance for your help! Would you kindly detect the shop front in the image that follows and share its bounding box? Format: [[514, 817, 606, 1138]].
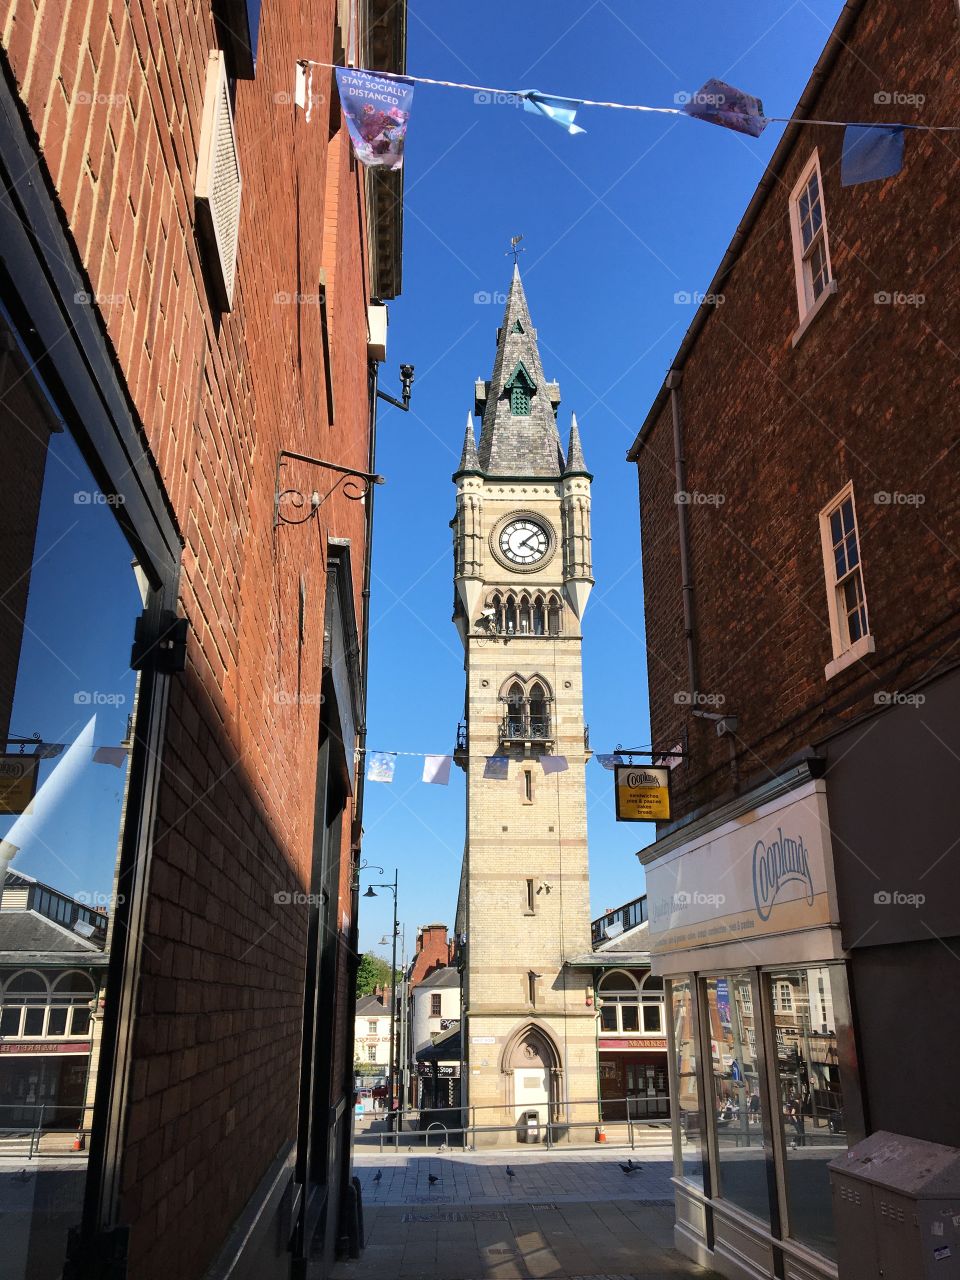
[[598, 1038, 669, 1121], [640, 765, 863, 1280]]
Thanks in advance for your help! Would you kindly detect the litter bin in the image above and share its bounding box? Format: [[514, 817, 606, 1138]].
[[828, 1130, 960, 1279], [519, 1110, 541, 1143]]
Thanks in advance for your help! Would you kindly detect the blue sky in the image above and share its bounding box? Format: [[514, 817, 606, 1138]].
[[356, 0, 847, 958]]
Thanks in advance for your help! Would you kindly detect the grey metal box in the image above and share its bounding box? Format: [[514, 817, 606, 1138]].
[[829, 1131, 960, 1279]]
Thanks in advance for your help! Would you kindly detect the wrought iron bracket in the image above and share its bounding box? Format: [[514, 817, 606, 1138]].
[[274, 449, 384, 529]]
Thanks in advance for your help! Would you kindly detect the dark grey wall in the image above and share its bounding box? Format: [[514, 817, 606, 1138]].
[[850, 938, 960, 1147], [821, 664, 960, 951]]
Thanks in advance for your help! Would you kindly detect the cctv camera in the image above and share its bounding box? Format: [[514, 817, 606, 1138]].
[[716, 716, 739, 738]]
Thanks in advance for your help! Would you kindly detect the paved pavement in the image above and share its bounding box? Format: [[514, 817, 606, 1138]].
[[333, 1148, 722, 1280], [354, 1147, 677, 1207]]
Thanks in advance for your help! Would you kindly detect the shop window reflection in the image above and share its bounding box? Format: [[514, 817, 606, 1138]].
[[0, 342, 144, 1275], [670, 979, 703, 1188], [769, 965, 848, 1260], [705, 974, 771, 1225]]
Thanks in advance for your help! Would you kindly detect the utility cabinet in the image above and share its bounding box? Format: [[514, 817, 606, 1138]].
[[829, 1131, 960, 1279]]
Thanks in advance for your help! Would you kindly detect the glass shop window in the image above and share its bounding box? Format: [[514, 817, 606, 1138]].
[[670, 978, 704, 1189], [0, 316, 145, 1277], [704, 974, 770, 1225], [768, 965, 849, 1260]]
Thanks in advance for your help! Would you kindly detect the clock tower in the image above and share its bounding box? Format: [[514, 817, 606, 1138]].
[[452, 266, 596, 1143]]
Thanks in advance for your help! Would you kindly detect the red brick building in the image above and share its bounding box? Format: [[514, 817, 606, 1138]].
[[627, 2, 959, 1277], [407, 923, 453, 990], [0, 2, 405, 1278]]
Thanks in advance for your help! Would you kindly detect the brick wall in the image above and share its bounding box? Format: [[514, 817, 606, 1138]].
[[636, 0, 960, 822], [2, 2, 374, 1275], [409, 924, 450, 989]]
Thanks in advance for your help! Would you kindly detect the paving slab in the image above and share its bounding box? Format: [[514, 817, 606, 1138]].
[[333, 1148, 720, 1280]]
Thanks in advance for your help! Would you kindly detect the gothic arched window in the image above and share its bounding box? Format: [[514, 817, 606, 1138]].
[[547, 595, 562, 635], [518, 595, 532, 634], [506, 681, 525, 737], [532, 597, 545, 635], [529, 681, 549, 739], [504, 595, 517, 635], [490, 593, 504, 633]]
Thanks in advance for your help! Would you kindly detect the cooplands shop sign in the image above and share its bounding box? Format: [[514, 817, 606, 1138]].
[[644, 779, 838, 955], [753, 829, 814, 921]]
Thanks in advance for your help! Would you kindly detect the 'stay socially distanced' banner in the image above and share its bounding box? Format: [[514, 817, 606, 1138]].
[[335, 68, 414, 170]]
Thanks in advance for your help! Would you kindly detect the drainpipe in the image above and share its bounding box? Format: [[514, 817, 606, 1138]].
[[339, 358, 379, 1253], [667, 370, 698, 702]]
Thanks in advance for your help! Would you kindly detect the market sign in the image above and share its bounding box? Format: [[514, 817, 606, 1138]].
[[0, 753, 39, 815], [0, 1041, 91, 1055], [615, 765, 671, 821], [644, 778, 839, 955], [599, 1037, 666, 1051]]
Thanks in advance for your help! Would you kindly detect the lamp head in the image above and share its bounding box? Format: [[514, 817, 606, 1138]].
[[363, 886, 377, 898]]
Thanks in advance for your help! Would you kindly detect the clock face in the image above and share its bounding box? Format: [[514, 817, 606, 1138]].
[[499, 518, 549, 565]]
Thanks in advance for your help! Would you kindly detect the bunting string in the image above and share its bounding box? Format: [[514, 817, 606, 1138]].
[[300, 60, 960, 132]]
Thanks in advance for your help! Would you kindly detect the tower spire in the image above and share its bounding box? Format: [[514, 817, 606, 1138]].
[[455, 411, 481, 476], [563, 412, 590, 477], [476, 267, 563, 477]]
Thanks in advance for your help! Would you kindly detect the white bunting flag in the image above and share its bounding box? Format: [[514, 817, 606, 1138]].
[[541, 755, 569, 774], [422, 754, 452, 786]]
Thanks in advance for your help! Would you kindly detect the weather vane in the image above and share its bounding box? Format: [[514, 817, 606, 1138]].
[[506, 234, 525, 266]]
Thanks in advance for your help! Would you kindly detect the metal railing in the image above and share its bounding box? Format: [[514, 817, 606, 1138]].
[[592, 895, 648, 945], [499, 714, 552, 745], [368, 1097, 672, 1152], [0, 1103, 92, 1160]]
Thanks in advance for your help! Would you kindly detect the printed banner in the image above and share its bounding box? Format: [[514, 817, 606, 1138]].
[[422, 754, 452, 786], [595, 753, 625, 770], [93, 746, 127, 768], [366, 751, 397, 783], [684, 79, 767, 138], [335, 67, 414, 170], [841, 125, 905, 186]]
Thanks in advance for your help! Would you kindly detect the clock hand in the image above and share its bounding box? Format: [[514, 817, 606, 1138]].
[[518, 533, 541, 550]]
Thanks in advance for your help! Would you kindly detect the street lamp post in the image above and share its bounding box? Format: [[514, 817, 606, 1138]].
[[364, 871, 399, 1125]]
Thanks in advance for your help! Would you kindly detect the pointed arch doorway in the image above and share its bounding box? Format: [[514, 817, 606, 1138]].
[[503, 1025, 561, 1136]]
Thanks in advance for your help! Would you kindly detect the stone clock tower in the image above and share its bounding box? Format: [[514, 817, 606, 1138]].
[[452, 266, 596, 1142]]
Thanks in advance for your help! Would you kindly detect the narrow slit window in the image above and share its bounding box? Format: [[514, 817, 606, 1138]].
[[528, 972, 537, 1006], [524, 771, 533, 803], [526, 878, 535, 911]]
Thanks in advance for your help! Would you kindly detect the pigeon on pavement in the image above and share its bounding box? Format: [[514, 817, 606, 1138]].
[[373, 1170, 382, 1183], [428, 1173, 440, 1185], [506, 1166, 516, 1179], [619, 1162, 636, 1174]]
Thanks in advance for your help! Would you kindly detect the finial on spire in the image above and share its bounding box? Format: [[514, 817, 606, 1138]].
[[506, 234, 525, 267]]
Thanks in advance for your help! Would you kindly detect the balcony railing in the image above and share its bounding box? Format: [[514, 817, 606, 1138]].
[[498, 713, 553, 746]]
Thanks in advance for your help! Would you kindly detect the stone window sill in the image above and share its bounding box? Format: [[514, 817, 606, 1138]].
[[792, 278, 838, 348], [824, 633, 876, 681]]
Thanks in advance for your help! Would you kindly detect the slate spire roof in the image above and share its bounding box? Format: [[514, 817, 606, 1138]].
[[456, 411, 481, 475], [476, 265, 564, 477], [563, 412, 589, 477]]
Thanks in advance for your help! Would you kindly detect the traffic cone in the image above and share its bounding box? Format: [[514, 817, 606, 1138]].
[[72, 1131, 85, 1151], [595, 1125, 606, 1143]]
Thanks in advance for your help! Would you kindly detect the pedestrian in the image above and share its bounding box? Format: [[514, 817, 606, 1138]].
[[786, 1095, 805, 1147], [749, 1093, 760, 1125]]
